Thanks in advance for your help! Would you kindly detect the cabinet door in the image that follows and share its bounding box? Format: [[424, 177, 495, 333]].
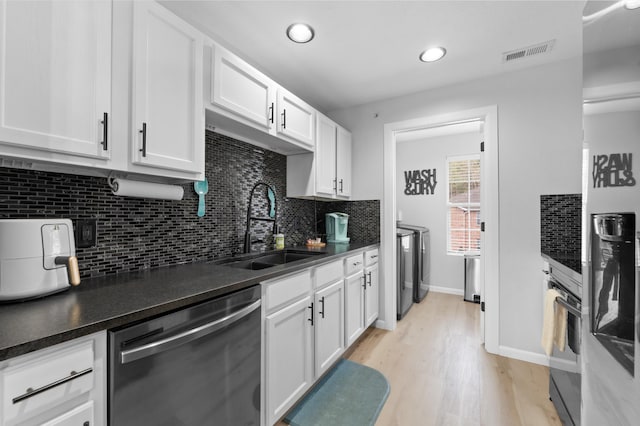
[[265, 296, 313, 426], [365, 263, 380, 327], [276, 88, 314, 149], [41, 401, 94, 426], [315, 280, 345, 377], [344, 272, 365, 347], [211, 45, 274, 131], [315, 114, 337, 197], [131, 1, 204, 174], [0, 0, 111, 159], [336, 126, 352, 198]]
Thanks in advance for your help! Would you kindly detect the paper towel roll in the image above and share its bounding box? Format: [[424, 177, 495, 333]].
[[110, 178, 184, 200]]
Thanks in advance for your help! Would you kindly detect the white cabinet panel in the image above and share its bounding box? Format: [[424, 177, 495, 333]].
[[276, 88, 314, 149], [315, 114, 338, 197], [41, 401, 94, 426], [345, 271, 366, 347], [265, 296, 313, 426], [287, 114, 352, 200], [0, 331, 106, 426], [365, 263, 380, 327], [1, 342, 93, 424], [131, 1, 204, 174], [211, 45, 274, 130], [336, 126, 352, 198], [0, 0, 111, 160], [314, 280, 345, 377]]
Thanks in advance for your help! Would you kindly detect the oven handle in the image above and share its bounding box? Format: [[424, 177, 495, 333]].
[[120, 299, 261, 364], [555, 296, 581, 318]]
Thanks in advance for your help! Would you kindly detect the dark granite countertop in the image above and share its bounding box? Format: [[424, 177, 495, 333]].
[[0, 242, 377, 361]]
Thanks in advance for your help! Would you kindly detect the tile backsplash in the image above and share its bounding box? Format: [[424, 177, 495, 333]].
[[0, 131, 379, 279], [540, 193, 582, 273]]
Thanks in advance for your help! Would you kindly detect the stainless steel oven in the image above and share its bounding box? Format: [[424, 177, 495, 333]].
[[108, 285, 261, 426], [544, 258, 582, 426]]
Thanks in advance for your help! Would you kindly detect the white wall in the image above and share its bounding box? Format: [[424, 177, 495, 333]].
[[329, 57, 583, 358], [396, 131, 478, 292]]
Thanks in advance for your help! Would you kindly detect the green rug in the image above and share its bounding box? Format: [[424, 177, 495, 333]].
[[284, 359, 390, 426]]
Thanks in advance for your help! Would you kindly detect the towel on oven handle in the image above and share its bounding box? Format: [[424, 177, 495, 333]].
[[541, 288, 567, 356]]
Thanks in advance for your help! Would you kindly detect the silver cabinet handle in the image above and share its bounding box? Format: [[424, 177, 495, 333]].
[[353, 261, 362, 266], [13, 368, 93, 404], [121, 299, 261, 364]]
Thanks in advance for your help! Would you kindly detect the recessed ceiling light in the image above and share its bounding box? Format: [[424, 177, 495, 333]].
[[286, 23, 315, 43], [419, 47, 447, 63]]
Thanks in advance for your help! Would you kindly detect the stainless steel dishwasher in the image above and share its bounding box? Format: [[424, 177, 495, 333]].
[[108, 285, 261, 426]]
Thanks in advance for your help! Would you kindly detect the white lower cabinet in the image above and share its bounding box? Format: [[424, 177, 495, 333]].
[[263, 258, 348, 426], [265, 295, 314, 426], [344, 270, 366, 347], [344, 249, 380, 347], [314, 280, 345, 377], [0, 331, 106, 426], [41, 401, 94, 426], [365, 262, 380, 327]]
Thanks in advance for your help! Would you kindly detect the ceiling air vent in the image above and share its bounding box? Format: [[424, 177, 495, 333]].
[[502, 40, 555, 63]]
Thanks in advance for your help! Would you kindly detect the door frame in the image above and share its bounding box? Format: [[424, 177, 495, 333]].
[[380, 105, 499, 354]]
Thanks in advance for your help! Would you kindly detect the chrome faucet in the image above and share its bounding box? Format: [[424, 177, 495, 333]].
[[244, 182, 278, 253]]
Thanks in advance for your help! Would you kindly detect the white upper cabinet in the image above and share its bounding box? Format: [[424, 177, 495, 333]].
[[0, 0, 205, 182], [336, 126, 352, 198], [287, 112, 352, 200], [211, 45, 275, 131], [205, 40, 315, 155], [315, 114, 338, 197], [276, 88, 315, 150], [131, 1, 204, 174], [0, 0, 112, 161]]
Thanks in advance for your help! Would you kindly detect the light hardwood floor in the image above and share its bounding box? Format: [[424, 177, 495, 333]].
[[345, 291, 563, 426]]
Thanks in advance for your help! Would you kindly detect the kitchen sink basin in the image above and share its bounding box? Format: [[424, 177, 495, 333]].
[[217, 249, 326, 270]]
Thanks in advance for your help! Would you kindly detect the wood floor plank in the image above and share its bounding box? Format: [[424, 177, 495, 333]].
[[348, 292, 562, 426]]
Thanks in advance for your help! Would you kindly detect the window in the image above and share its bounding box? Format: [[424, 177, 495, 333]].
[[447, 155, 481, 255]]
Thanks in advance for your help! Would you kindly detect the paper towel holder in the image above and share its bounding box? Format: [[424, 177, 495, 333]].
[[107, 175, 185, 201]]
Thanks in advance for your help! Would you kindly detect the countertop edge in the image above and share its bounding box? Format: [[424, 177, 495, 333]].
[[0, 243, 379, 361]]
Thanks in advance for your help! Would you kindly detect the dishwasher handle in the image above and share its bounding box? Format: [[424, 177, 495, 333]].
[[120, 299, 261, 364]]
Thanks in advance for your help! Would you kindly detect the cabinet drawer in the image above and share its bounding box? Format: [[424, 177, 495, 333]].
[[364, 248, 379, 266], [41, 400, 94, 426], [344, 253, 364, 276], [264, 270, 312, 312], [315, 260, 343, 289], [1, 341, 94, 424]]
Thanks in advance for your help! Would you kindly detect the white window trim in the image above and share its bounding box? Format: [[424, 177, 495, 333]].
[[446, 154, 481, 256]]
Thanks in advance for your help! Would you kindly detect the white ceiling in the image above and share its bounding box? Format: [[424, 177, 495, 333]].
[[161, 0, 586, 113]]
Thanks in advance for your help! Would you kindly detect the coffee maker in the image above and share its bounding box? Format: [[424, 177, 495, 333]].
[[325, 213, 350, 244]]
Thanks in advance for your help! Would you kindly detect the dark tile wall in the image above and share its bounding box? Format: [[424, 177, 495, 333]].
[[540, 194, 582, 273], [0, 131, 379, 279]]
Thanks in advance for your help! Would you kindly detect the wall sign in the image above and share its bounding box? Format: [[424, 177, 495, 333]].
[[404, 169, 437, 195], [593, 153, 636, 188]]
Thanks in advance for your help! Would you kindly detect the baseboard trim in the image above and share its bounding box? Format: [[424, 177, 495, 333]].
[[428, 285, 464, 296], [499, 345, 551, 366], [374, 318, 392, 331]]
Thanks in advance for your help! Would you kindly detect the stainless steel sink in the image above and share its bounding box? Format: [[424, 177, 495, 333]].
[[216, 249, 326, 270]]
